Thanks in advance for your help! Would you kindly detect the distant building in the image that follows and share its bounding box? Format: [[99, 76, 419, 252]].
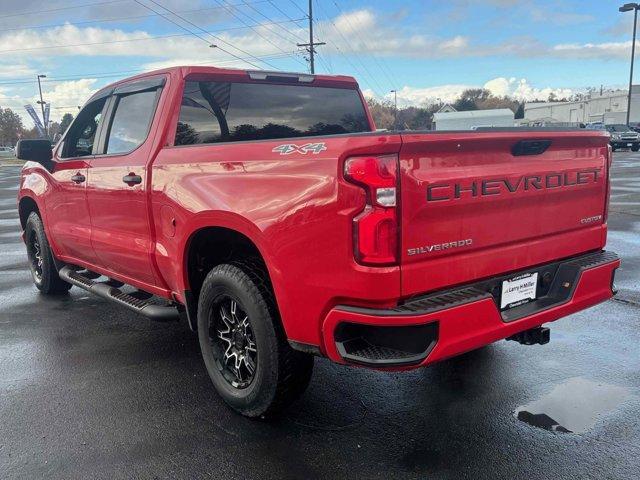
[[436, 104, 457, 113], [524, 87, 640, 125], [433, 108, 515, 130]]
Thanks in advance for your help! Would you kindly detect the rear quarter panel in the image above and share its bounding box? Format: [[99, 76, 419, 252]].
[[151, 133, 401, 346]]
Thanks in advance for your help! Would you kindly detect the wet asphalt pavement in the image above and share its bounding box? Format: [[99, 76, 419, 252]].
[[1, 154, 639, 480]]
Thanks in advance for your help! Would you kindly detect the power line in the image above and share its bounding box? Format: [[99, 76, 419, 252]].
[[321, 2, 385, 95], [312, 0, 383, 95], [237, 0, 306, 44], [211, 0, 305, 68], [0, 52, 300, 91], [0, 32, 188, 54], [286, 0, 307, 17], [1, 1, 274, 33], [133, 0, 269, 69], [0, 0, 128, 20], [243, 0, 306, 41], [331, 0, 396, 89], [0, 18, 306, 55]]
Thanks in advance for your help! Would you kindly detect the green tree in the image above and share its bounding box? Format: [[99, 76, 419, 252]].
[[454, 88, 492, 111], [0, 108, 24, 145], [365, 98, 395, 130], [59, 113, 74, 134]]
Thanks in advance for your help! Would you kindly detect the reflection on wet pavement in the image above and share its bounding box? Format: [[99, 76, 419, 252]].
[[514, 377, 631, 433]]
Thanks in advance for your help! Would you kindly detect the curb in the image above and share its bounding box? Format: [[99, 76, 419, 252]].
[[0, 161, 24, 167]]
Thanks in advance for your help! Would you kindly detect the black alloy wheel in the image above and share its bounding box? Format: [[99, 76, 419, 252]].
[[209, 295, 258, 389]]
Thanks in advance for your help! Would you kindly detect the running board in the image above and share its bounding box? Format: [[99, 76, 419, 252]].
[[59, 266, 179, 322]]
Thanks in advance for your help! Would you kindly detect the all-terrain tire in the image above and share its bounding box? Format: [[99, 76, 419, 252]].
[[197, 260, 313, 418], [24, 212, 72, 294]]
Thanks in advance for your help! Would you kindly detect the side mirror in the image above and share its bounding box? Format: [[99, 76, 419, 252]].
[[15, 139, 54, 171]]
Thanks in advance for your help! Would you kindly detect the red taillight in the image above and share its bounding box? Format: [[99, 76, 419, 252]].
[[604, 145, 612, 222], [344, 155, 398, 265]]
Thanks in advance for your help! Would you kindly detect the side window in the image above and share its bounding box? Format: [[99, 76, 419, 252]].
[[61, 98, 106, 158], [105, 90, 158, 155]]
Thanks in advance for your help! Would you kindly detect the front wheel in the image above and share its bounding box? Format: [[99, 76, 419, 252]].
[[197, 262, 313, 418], [24, 212, 72, 294], [632, 145, 639, 152], [611, 146, 617, 152]]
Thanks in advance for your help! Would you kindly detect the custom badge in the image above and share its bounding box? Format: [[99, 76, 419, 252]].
[[272, 142, 327, 155]]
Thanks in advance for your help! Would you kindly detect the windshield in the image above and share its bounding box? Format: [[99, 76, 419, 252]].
[[606, 124, 632, 132]]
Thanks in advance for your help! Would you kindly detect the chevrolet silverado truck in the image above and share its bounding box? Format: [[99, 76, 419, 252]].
[[16, 66, 620, 418]]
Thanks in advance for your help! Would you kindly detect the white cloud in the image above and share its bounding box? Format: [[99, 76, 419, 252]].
[[321, 9, 469, 58], [2, 79, 99, 127], [384, 83, 475, 106], [0, 8, 630, 67], [374, 77, 575, 106], [0, 23, 303, 65], [35, 79, 99, 119], [484, 77, 573, 100], [551, 41, 635, 59], [529, 8, 594, 26], [0, 63, 36, 78]]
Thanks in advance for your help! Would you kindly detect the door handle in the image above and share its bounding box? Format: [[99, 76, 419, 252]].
[[71, 173, 86, 184], [122, 173, 142, 186]]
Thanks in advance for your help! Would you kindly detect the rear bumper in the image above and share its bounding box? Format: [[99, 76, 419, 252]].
[[321, 250, 620, 369]]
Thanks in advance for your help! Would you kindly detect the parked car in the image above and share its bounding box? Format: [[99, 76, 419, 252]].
[[587, 123, 640, 151], [16, 66, 620, 418], [606, 124, 640, 151], [0, 146, 15, 157]]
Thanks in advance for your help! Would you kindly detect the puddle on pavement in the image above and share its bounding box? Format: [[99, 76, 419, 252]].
[[514, 377, 630, 433]]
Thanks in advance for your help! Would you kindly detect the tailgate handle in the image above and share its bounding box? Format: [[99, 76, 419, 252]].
[[512, 139, 551, 156]]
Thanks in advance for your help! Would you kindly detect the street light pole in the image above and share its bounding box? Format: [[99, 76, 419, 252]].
[[620, 3, 640, 125], [36, 74, 47, 136], [391, 89, 397, 130]]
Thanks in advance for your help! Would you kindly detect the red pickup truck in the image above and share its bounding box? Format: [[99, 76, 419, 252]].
[[17, 66, 619, 418]]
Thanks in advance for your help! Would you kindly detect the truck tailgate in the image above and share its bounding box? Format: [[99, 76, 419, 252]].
[[399, 130, 610, 297]]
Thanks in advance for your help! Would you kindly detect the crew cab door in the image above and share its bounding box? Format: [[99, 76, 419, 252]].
[[86, 78, 164, 287], [46, 96, 108, 265]]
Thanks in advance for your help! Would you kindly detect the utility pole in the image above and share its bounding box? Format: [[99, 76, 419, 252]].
[[36, 74, 47, 136], [297, 0, 325, 74], [620, 3, 640, 125]]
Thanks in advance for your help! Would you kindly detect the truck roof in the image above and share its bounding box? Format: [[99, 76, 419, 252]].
[[88, 65, 360, 104]]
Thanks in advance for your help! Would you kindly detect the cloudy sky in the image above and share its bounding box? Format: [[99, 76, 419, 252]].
[[0, 0, 634, 126]]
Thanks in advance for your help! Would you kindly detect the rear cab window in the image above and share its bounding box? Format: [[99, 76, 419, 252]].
[[175, 80, 371, 145]]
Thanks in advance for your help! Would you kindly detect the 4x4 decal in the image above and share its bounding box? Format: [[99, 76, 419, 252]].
[[272, 142, 327, 155]]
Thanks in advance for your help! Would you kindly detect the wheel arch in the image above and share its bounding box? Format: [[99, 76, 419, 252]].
[[18, 195, 40, 230], [180, 219, 280, 332]]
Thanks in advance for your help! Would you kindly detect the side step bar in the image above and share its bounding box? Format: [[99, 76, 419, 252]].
[[59, 266, 180, 322]]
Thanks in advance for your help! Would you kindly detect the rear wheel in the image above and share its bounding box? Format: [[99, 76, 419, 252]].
[[25, 212, 71, 294], [197, 261, 313, 418]]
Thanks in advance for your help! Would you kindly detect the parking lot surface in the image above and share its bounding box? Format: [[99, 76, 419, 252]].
[[1, 153, 639, 479]]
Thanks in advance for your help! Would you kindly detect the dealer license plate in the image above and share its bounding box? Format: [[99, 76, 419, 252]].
[[500, 272, 538, 309]]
